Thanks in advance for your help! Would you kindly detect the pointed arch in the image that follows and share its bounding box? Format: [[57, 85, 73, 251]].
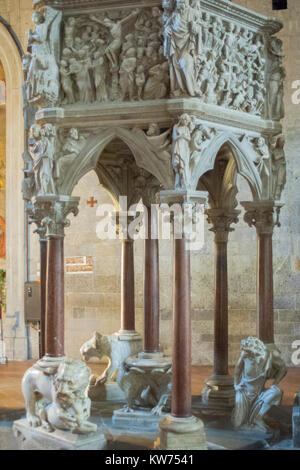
[[192, 132, 262, 201], [61, 127, 173, 196]]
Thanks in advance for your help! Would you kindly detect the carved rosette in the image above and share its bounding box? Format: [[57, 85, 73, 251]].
[[242, 201, 283, 235], [206, 208, 240, 243], [30, 195, 80, 238]]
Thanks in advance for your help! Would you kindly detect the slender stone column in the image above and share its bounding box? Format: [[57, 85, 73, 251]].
[[46, 236, 65, 357], [39, 237, 47, 358], [30, 195, 80, 359], [172, 233, 192, 418], [120, 238, 136, 333], [242, 201, 282, 344], [156, 190, 207, 451], [116, 211, 142, 347], [144, 207, 160, 355], [202, 208, 239, 410]]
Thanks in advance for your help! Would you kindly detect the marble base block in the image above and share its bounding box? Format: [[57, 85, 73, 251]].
[[13, 419, 107, 451], [293, 406, 300, 448], [155, 415, 207, 450], [112, 409, 168, 430]]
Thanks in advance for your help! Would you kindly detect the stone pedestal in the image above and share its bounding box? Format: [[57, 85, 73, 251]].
[[13, 419, 106, 451], [156, 415, 207, 450]]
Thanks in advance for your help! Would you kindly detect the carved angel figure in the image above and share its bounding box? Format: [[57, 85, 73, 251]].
[[252, 137, 270, 185], [57, 128, 86, 181], [26, 7, 62, 106], [232, 337, 287, 431], [270, 134, 286, 200]]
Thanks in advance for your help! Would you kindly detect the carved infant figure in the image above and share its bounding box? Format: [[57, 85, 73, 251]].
[[22, 357, 97, 434], [232, 337, 287, 431]]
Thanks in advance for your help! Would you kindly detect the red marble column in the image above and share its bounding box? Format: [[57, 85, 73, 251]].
[[257, 232, 274, 344], [171, 233, 192, 419], [144, 208, 160, 354], [120, 238, 135, 332], [45, 237, 65, 357], [40, 238, 47, 358], [214, 237, 229, 376]]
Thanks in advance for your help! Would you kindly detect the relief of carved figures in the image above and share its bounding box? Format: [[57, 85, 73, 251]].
[[232, 337, 287, 431], [266, 37, 285, 121], [172, 114, 216, 190], [24, 7, 62, 108], [162, 0, 283, 119], [24, 124, 86, 199], [60, 7, 169, 105]]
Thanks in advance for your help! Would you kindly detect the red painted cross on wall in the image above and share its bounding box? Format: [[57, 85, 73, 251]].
[[87, 197, 97, 208]]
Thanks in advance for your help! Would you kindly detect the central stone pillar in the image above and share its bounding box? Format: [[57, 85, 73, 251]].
[[242, 201, 282, 344], [39, 236, 47, 358], [156, 190, 207, 451], [202, 208, 240, 411]]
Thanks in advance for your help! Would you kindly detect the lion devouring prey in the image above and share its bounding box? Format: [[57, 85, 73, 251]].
[[22, 357, 97, 434]]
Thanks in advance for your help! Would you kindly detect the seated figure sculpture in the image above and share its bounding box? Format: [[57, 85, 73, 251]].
[[232, 337, 287, 431]]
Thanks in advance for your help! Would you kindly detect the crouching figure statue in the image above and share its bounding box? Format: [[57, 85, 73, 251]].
[[22, 357, 97, 434], [232, 337, 287, 431]]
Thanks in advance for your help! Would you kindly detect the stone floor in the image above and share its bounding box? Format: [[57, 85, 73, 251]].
[[0, 362, 298, 450]]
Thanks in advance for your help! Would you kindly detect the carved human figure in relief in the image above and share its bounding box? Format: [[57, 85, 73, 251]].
[[89, 9, 139, 69], [60, 60, 75, 104], [26, 7, 61, 106], [266, 37, 285, 120], [57, 128, 86, 180], [92, 50, 108, 102], [29, 123, 56, 195], [172, 114, 195, 189], [253, 137, 270, 185], [119, 48, 137, 101], [163, 0, 202, 97], [270, 134, 286, 200], [232, 337, 287, 431]]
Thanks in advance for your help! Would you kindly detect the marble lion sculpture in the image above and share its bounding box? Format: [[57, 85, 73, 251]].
[[232, 336, 287, 431], [80, 331, 142, 387], [22, 357, 97, 434]]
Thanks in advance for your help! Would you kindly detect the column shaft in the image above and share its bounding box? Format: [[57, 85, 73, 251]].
[[40, 239, 47, 358], [144, 209, 160, 353], [214, 239, 228, 376], [257, 232, 274, 343], [172, 235, 191, 419], [121, 239, 135, 332], [46, 237, 64, 357]]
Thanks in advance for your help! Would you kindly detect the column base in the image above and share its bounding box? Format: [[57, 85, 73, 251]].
[[202, 374, 235, 411], [155, 415, 207, 450], [13, 419, 106, 451], [116, 330, 143, 343]]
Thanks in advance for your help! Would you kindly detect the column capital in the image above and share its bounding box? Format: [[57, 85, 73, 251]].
[[30, 195, 80, 238], [241, 201, 283, 235], [157, 190, 207, 208], [206, 208, 240, 243]]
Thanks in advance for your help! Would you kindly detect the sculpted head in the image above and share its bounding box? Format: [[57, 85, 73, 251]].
[[69, 128, 79, 140], [67, 17, 76, 26], [241, 337, 266, 360], [178, 113, 191, 128], [54, 358, 91, 400], [30, 124, 42, 139], [80, 331, 103, 362]]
